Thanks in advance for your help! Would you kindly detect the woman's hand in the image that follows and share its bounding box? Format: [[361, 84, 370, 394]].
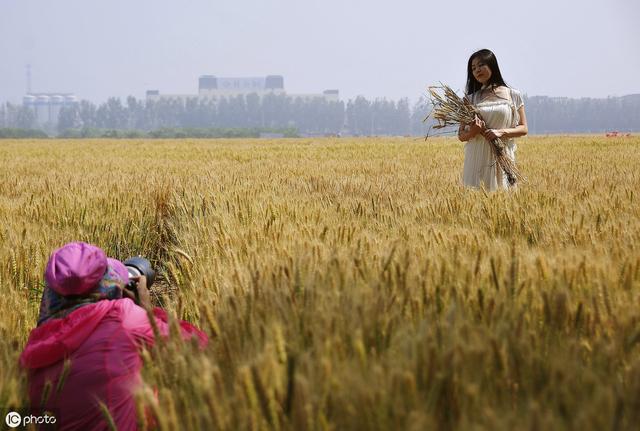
[[469, 117, 485, 138], [483, 128, 506, 141], [458, 116, 485, 141]]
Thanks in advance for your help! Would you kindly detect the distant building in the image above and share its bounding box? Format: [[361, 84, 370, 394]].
[[146, 75, 338, 104], [23, 93, 78, 126]]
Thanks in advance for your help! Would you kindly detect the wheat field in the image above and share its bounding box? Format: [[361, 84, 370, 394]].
[[1, 136, 639, 430]]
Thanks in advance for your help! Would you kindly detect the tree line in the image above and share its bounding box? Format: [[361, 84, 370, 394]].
[[0, 92, 638, 137]]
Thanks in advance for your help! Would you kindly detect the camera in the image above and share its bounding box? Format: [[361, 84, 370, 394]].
[[123, 256, 156, 293]]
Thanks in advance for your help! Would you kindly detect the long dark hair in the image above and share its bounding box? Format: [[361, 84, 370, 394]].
[[465, 49, 508, 95]]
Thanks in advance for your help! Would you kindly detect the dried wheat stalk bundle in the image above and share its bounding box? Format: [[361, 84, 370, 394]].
[[425, 84, 524, 186]]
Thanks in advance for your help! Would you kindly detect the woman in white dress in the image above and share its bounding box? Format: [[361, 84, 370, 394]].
[[458, 49, 528, 190]]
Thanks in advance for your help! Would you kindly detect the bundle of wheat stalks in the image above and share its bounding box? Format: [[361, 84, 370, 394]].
[[425, 84, 524, 186]]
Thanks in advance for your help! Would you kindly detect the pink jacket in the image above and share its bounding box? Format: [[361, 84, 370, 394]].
[[20, 298, 207, 431]]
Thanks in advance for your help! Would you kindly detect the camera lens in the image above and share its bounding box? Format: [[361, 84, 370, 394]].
[[123, 256, 156, 287], [126, 266, 142, 278]]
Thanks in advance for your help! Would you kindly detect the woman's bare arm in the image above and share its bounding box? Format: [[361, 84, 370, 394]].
[[483, 105, 528, 141], [502, 105, 528, 138]]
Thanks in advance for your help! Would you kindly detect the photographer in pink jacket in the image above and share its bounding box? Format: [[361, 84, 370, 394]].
[[20, 242, 207, 430]]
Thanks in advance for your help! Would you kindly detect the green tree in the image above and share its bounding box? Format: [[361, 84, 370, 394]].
[[16, 106, 36, 129], [57, 105, 80, 132]]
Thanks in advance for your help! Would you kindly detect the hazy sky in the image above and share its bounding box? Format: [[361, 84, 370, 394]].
[[1, 0, 638, 104]]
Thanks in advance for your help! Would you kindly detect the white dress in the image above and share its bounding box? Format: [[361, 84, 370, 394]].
[[462, 87, 524, 191]]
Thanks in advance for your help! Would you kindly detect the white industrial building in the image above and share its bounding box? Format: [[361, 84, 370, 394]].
[[146, 75, 339, 104], [23, 93, 78, 126]]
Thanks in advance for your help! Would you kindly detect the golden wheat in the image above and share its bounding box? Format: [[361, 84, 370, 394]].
[[1, 136, 639, 430]]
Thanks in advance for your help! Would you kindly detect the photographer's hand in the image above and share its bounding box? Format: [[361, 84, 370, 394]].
[[130, 275, 153, 311], [122, 288, 137, 301]]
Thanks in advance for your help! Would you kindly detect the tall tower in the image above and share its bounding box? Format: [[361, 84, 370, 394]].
[[26, 64, 32, 94]]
